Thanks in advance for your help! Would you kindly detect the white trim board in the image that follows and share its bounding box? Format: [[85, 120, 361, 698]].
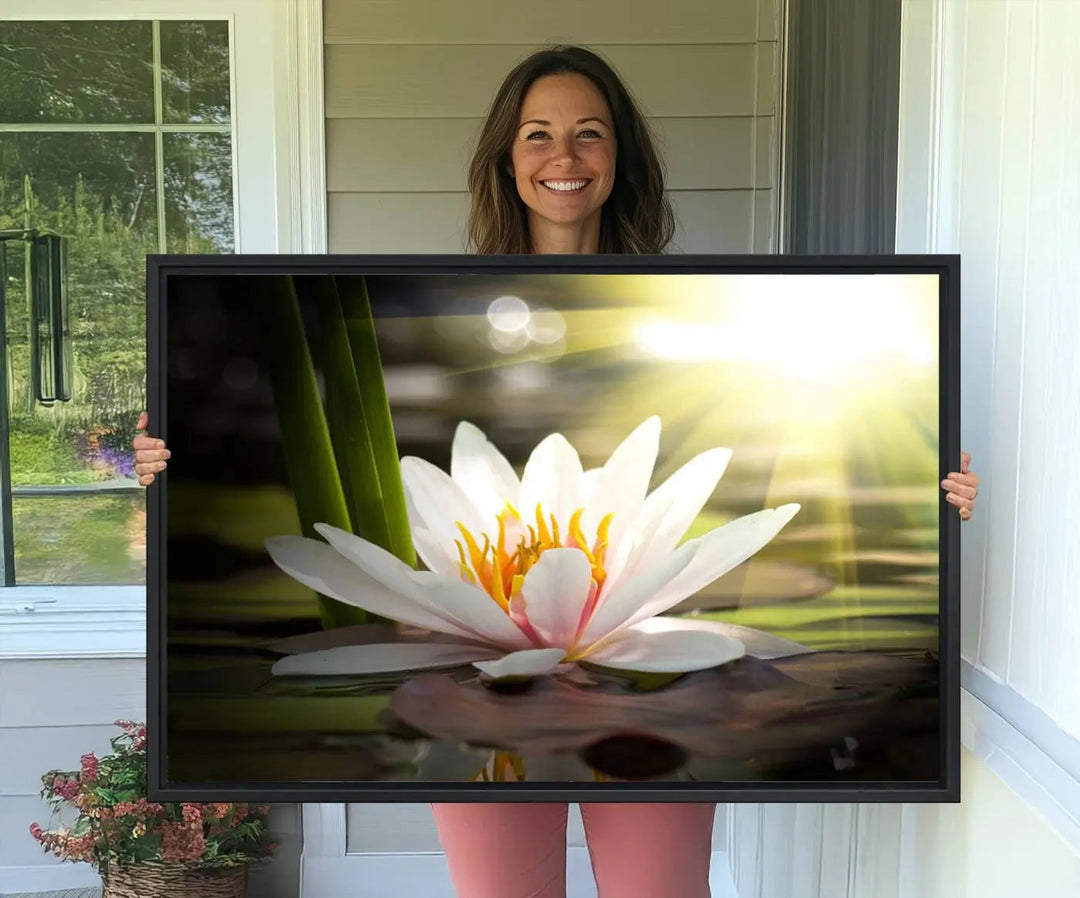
[[0, 588, 145, 660], [961, 674, 1080, 853], [274, 0, 328, 254]]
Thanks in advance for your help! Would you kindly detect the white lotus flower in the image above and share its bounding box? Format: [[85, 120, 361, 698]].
[[266, 417, 801, 680]]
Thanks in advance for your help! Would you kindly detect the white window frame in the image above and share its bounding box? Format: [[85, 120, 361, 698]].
[[0, 0, 326, 659]]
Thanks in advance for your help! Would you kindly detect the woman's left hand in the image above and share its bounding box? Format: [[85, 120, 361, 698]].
[[941, 452, 979, 521]]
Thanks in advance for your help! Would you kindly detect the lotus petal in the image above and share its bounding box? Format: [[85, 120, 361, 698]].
[[518, 432, 584, 528], [580, 416, 660, 548], [473, 648, 567, 679], [623, 504, 802, 628], [408, 523, 461, 579], [578, 540, 698, 646], [264, 535, 473, 637], [621, 616, 811, 660], [604, 447, 732, 591], [268, 622, 494, 656], [583, 626, 745, 673], [272, 642, 499, 676], [401, 455, 487, 552], [450, 421, 521, 520], [412, 570, 535, 650], [518, 548, 594, 648], [314, 523, 532, 649]]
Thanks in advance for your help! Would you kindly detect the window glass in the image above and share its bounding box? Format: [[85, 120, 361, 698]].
[[0, 22, 155, 124], [0, 20, 234, 584]]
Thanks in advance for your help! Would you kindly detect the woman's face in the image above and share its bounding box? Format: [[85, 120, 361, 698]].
[[509, 73, 617, 233]]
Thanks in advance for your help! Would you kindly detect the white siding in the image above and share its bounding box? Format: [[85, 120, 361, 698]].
[[899, 0, 1080, 735], [324, 0, 782, 255], [324, 0, 772, 45], [0, 660, 145, 888]]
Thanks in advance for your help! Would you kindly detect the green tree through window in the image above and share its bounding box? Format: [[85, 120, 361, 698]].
[[0, 20, 234, 584]]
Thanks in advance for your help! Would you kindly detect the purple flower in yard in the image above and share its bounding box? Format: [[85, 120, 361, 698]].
[[79, 439, 137, 480], [96, 446, 136, 479]]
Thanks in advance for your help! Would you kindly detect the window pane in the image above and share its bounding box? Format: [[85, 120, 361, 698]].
[[160, 21, 232, 124], [164, 133, 235, 252], [0, 22, 154, 124], [1, 132, 155, 584], [0, 131, 157, 436], [0, 133, 159, 233], [0, 19, 235, 587], [12, 492, 146, 584]]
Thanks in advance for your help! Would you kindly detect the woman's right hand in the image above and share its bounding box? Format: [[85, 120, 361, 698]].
[[133, 411, 170, 486]]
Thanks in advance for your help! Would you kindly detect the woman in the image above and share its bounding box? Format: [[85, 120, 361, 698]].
[[134, 46, 979, 898]]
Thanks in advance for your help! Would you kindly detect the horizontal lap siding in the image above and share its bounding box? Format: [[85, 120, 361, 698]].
[[324, 0, 771, 45], [325, 2, 780, 255], [327, 118, 771, 192], [326, 44, 772, 118], [328, 189, 759, 254], [0, 659, 146, 876]]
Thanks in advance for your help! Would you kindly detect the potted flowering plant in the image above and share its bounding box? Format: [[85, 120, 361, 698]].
[[30, 720, 274, 898]]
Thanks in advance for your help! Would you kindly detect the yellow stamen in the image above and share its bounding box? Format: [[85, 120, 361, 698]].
[[496, 513, 508, 569], [455, 502, 613, 616], [535, 504, 552, 545], [595, 512, 614, 553], [511, 573, 526, 597], [457, 523, 491, 592], [455, 539, 477, 585], [568, 509, 595, 564], [593, 512, 615, 589]]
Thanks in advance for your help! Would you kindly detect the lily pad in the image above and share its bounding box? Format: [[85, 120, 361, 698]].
[[386, 651, 938, 781]]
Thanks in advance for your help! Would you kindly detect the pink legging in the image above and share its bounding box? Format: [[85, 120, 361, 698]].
[[431, 802, 716, 898]]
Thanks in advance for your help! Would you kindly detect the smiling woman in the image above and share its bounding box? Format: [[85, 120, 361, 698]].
[[465, 45, 674, 256], [508, 73, 617, 251]]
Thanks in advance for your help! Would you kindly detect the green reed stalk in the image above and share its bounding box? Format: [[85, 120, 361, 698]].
[[258, 275, 367, 629], [334, 275, 416, 568], [307, 276, 394, 555]]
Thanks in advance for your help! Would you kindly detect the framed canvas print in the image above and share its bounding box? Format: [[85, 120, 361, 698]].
[[146, 254, 960, 802]]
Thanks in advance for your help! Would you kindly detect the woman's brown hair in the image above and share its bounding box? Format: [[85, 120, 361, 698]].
[[466, 45, 676, 255]]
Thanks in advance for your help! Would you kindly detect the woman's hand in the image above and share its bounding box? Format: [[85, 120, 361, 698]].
[[132, 411, 170, 486], [941, 452, 979, 521]]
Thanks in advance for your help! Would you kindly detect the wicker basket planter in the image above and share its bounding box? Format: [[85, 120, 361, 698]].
[[101, 862, 247, 898]]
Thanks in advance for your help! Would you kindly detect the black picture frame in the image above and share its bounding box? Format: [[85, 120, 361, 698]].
[[146, 253, 961, 803]]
